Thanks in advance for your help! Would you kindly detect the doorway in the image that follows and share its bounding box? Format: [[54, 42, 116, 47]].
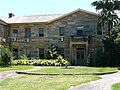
[[76, 48, 85, 65]]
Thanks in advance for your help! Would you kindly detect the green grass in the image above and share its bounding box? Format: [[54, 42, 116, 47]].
[[32, 66, 117, 74], [112, 82, 120, 90], [0, 65, 34, 72], [0, 74, 99, 90], [0, 66, 117, 90]]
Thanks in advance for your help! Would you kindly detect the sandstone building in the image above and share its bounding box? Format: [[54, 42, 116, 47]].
[[1, 9, 108, 65]]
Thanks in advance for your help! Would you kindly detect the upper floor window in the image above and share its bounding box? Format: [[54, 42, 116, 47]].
[[97, 30, 102, 35], [25, 28, 31, 38], [0, 25, 5, 37], [12, 29, 18, 38], [59, 27, 64, 36], [77, 26, 84, 36], [39, 28, 44, 37]]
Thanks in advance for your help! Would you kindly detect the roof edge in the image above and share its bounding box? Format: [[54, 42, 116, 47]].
[[0, 19, 8, 25], [48, 8, 99, 23]]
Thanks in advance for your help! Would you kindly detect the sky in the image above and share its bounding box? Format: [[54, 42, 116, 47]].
[[0, 0, 96, 18]]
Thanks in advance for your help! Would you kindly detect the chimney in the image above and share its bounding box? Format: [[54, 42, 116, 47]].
[[8, 13, 15, 18]]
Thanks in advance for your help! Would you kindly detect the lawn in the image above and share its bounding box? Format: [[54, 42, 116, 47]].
[[0, 65, 34, 72], [112, 82, 120, 90], [32, 66, 117, 74], [0, 66, 117, 90]]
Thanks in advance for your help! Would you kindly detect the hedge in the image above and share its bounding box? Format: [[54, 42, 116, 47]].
[[11, 59, 70, 66]]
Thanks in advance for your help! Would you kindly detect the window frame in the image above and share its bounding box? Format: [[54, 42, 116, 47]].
[[59, 48, 64, 58], [25, 27, 31, 38], [39, 48, 44, 59], [59, 27, 65, 36], [39, 28, 44, 37], [12, 48, 18, 59], [12, 29, 18, 38], [77, 26, 84, 36]]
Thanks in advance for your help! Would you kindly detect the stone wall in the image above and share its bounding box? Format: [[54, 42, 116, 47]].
[[9, 11, 107, 60]]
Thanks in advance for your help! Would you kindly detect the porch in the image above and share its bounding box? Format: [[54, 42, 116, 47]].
[[70, 35, 89, 65]]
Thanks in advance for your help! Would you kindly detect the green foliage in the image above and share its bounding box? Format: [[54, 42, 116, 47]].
[[11, 59, 70, 66], [48, 45, 59, 59], [103, 25, 120, 66], [19, 54, 29, 60], [0, 45, 13, 66], [91, 0, 120, 32]]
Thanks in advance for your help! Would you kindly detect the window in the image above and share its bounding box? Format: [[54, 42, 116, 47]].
[[59, 27, 64, 36], [59, 48, 64, 58], [97, 31, 102, 35], [25, 28, 31, 38], [0, 25, 5, 37], [39, 28, 44, 37], [24, 48, 31, 58], [13, 48, 18, 59], [77, 26, 84, 36], [12, 29, 18, 38], [39, 48, 44, 59]]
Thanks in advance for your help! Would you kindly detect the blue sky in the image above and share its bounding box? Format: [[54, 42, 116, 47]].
[[0, 0, 96, 18]]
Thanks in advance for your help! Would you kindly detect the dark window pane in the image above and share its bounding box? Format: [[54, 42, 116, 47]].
[[59, 27, 64, 36], [97, 31, 102, 35], [77, 30, 83, 36], [39, 48, 44, 59], [13, 48, 18, 59], [39, 28, 44, 37], [13, 29, 18, 37], [25, 28, 31, 38], [77, 26, 84, 36], [59, 48, 64, 58]]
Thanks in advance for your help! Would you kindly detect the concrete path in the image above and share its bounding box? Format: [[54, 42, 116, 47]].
[[69, 71, 120, 90], [0, 71, 17, 81], [0, 66, 49, 81]]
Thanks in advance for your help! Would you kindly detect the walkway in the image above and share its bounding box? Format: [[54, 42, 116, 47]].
[[69, 71, 120, 90], [0, 66, 50, 81], [0, 71, 17, 81]]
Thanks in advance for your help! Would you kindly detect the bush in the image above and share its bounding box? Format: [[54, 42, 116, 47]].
[[11, 59, 70, 66], [19, 54, 29, 60], [0, 45, 13, 66]]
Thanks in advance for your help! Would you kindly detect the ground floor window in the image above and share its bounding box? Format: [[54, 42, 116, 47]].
[[39, 48, 44, 59], [24, 48, 31, 58], [59, 48, 64, 58], [13, 48, 18, 59]]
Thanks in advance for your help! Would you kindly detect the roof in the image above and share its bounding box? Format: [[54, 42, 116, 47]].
[[2, 8, 98, 24], [2, 14, 64, 24], [0, 19, 7, 25]]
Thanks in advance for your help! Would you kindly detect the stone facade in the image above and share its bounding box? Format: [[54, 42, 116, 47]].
[[2, 9, 108, 65], [0, 20, 8, 46]]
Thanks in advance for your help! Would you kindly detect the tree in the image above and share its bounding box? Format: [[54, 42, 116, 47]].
[[91, 0, 120, 66], [0, 45, 13, 66], [102, 24, 120, 66], [91, 0, 120, 32], [48, 45, 59, 59]]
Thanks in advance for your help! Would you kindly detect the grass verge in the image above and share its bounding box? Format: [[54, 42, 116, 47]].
[[32, 66, 117, 75], [0, 65, 34, 72], [112, 82, 120, 90], [0, 66, 117, 90]]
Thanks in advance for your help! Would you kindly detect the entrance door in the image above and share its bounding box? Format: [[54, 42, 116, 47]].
[[76, 48, 85, 65]]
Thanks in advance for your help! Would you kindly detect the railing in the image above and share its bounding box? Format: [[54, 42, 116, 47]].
[[70, 34, 89, 42]]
